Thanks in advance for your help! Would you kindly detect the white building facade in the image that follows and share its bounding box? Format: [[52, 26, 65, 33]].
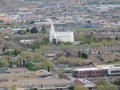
[[49, 23, 74, 43]]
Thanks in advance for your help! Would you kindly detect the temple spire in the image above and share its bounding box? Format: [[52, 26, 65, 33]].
[[49, 21, 56, 43], [51, 22, 56, 34]]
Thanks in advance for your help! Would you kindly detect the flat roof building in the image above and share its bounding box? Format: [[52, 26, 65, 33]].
[[96, 64, 120, 76], [73, 67, 105, 78]]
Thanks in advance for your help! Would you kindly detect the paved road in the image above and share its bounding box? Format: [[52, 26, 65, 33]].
[[0, 72, 35, 78], [0, 78, 72, 88]]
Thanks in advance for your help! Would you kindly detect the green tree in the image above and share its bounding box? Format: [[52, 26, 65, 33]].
[[4, 50, 14, 56], [28, 62, 42, 71], [81, 52, 88, 59], [9, 56, 16, 65], [30, 88, 38, 90], [31, 27, 38, 33], [10, 85, 17, 90], [66, 58, 81, 66], [96, 80, 117, 90], [2, 58, 9, 67], [14, 47, 21, 56], [64, 42, 72, 45], [29, 41, 40, 49], [26, 28, 30, 32], [96, 85, 117, 90], [42, 37, 49, 44], [2, 41, 19, 49], [2, 46, 6, 52], [74, 85, 87, 90], [20, 51, 34, 61], [58, 56, 67, 63], [45, 61, 54, 68], [58, 69, 64, 79], [74, 33, 85, 41], [33, 54, 46, 63], [114, 78, 120, 85], [0, 20, 3, 23], [18, 30, 27, 35], [41, 25, 46, 33]]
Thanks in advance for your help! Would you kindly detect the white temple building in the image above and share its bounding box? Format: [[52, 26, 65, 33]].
[[49, 23, 74, 43]]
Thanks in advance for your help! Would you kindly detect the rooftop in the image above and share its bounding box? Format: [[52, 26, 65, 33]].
[[74, 67, 101, 71], [95, 64, 120, 69], [73, 79, 96, 87]]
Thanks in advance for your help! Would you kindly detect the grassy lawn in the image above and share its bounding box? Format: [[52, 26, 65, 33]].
[[80, 57, 86, 60], [79, 40, 120, 48], [70, 27, 96, 31]]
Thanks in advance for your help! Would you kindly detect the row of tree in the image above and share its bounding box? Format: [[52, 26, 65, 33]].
[[74, 32, 120, 45], [58, 56, 89, 66], [17, 27, 38, 35], [0, 49, 54, 71]]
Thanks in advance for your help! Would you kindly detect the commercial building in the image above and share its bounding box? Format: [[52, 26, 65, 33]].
[[73, 65, 120, 78], [72, 67, 105, 78], [108, 66, 120, 75], [96, 64, 120, 76]]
